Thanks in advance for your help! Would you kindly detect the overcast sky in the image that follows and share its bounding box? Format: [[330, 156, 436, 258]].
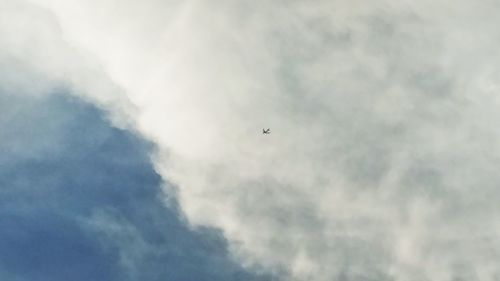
[[3, 0, 500, 280]]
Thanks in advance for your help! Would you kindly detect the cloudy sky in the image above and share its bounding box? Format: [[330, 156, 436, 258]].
[[3, 0, 500, 280]]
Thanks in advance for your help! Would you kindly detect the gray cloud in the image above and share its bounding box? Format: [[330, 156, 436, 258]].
[[6, 0, 500, 280]]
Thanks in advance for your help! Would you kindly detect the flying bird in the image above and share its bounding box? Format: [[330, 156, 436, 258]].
[[263, 128, 270, 134]]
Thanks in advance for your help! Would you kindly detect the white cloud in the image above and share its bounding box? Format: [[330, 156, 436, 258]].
[[7, 0, 500, 279], [0, 0, 137, 128]]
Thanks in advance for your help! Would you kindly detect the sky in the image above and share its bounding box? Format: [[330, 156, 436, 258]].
[[3, 0, 500, 280]]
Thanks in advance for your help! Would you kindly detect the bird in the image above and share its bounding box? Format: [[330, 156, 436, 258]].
[[262, 128, 270, 134]]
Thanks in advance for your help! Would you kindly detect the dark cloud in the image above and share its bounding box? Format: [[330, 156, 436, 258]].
[[0, 91, 275, 281]]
